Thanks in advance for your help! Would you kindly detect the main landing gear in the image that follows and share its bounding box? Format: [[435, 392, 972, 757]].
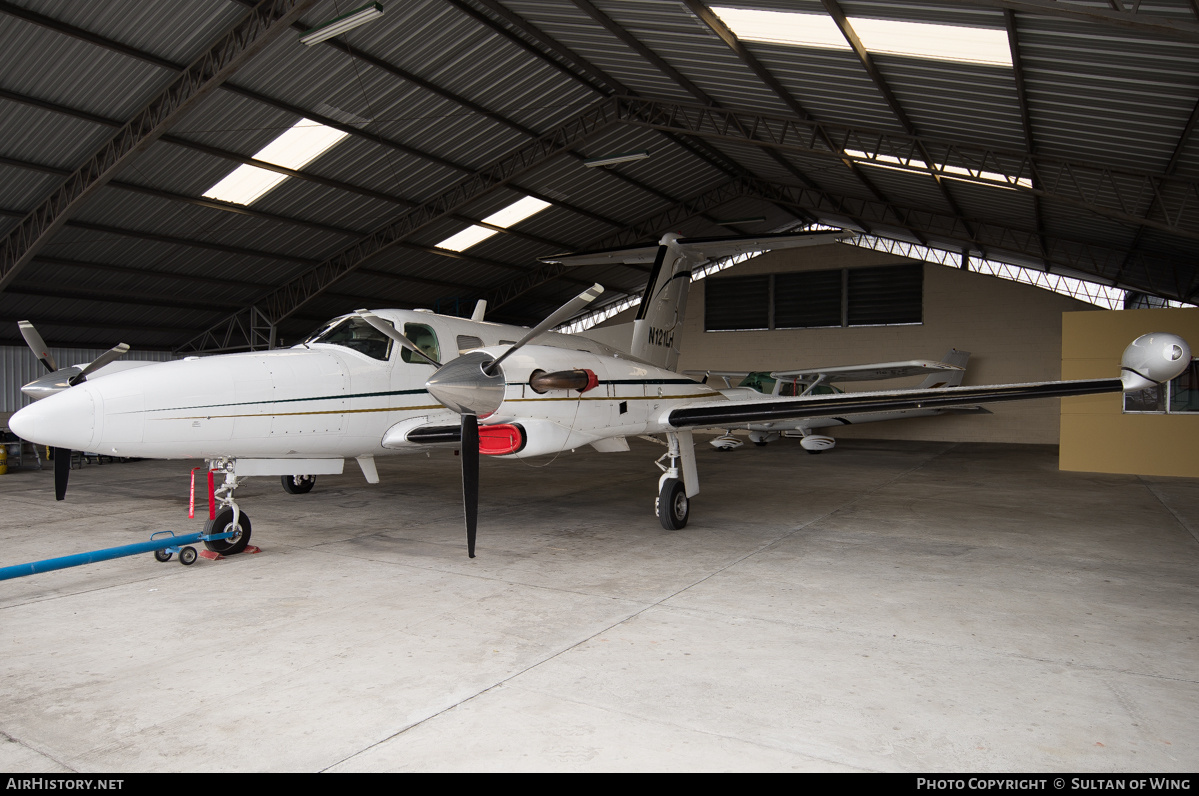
[[204, 461, 252, 555], [281, 474, 316, 494], [654, 432, 696, 530]]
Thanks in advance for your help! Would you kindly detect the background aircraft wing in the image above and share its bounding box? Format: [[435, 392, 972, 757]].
[[770, 359, 963, 384]]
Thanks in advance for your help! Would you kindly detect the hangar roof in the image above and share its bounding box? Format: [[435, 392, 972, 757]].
[[1, 0, 1197, 351]]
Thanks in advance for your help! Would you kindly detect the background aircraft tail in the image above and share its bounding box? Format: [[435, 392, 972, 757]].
[[917, 349, 971, 388]]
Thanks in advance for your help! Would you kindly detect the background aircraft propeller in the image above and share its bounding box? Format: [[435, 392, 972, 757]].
[[420, 284, 604, 557], [17, 321, 131, 501], [19, 320, 58, 373]]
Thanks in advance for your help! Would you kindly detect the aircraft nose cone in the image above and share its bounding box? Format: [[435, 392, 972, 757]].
[[9, 386, 98, 450], [425, 351, 505, 416]]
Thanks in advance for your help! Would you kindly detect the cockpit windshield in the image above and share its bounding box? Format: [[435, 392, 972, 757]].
[[305, 316, 393, 361]]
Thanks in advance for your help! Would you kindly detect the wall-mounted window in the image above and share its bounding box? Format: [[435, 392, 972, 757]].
[[1124, 359, 1199, 414], [704, 265, 922, 331]]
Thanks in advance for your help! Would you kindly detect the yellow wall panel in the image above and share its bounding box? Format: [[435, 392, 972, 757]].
[[1061, 308, 1199, 476]]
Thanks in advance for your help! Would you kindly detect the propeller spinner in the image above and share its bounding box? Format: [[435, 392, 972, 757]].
[[414, 283, 605, 557], [17, 321, 131, 501]]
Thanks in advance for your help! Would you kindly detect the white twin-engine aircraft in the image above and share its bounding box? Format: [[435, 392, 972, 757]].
[[10, 231, 1192, 559]]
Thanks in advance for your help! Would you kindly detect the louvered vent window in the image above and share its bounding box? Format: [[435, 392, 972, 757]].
[[775, 270, 843, 329], [847, 264, 923, 326], [704, 275, 770, 331], [705, 265, 923, 331]]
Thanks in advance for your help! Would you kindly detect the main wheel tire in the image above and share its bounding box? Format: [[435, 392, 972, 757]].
[[203, 507, 252, 555], [281, 475, 316, 494], [657, 478, 689, 530]]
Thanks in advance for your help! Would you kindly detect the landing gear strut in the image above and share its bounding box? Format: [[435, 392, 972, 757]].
[[203, 462, 252, 555], [654, 432, 696, 530]]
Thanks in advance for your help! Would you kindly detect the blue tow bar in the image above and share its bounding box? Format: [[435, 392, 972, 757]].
[[0, 529, 237, 581]]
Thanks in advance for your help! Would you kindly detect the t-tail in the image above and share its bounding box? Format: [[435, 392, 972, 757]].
[[540, 229, 852, 370]]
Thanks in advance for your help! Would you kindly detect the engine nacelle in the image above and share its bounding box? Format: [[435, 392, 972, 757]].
[[800, 434, 836, 452], [1121, 333, 1191, 391]]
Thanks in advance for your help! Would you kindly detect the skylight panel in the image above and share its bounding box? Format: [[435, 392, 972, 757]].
[[436, 196, 552, 252], [711, 7, 848, 51], [843, 149, 1032, 189], [711, 7, 1012, 68], [202, 118, 350, 206]]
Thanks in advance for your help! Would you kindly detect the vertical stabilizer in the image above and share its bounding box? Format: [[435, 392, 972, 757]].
[[630, 234, 692, 370], [918, 349, 971, 388]]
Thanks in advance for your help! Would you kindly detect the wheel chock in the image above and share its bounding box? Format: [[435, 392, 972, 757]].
[[198, 544, 261, 562]]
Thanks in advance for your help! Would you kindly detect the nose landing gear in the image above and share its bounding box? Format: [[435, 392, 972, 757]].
[[203, 462, 252, 555]]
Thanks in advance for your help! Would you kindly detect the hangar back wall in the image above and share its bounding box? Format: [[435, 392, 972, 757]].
[[588, 242, 1097, 445]]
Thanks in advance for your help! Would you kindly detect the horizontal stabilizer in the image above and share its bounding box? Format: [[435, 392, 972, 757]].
[[539, 230, 851, 267]]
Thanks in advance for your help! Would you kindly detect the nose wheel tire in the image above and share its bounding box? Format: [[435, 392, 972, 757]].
[[203, 507, 252, 555], [656, 478, 689, 530], [281, 475, 316, 494]]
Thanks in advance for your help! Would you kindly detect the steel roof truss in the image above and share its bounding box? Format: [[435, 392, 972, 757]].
[[0, 0, 321, 292]]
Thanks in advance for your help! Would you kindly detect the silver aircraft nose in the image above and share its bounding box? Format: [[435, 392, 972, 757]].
[[425, 351, 506, 417], [8, 385, 99, 450]]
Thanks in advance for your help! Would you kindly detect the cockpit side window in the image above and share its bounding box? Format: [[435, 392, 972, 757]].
[[738, 372, 776, 394], [401, 323, 441, 365], [308, 317, 393, 361]]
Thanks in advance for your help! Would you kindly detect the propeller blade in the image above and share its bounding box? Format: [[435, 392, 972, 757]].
[[461, 413, 479, 558], [356, 311, 440, 366], [71, 343, 130, 385], [18, 321, 57, 373], [485, 283, 603, 375], [54, 447, 70, 501]]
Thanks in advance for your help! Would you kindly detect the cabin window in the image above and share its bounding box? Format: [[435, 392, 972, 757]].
[[737, 372, 776, 394], [456, 334, 484, 354], [401, 323, 441, 365], [309, 316, 393, 361]]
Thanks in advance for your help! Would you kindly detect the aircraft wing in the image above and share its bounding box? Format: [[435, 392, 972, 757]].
[[771, 359, 963, 384], [665, 377, 1123, 429]]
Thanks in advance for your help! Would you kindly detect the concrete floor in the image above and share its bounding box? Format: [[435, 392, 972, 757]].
[[0, 438, 1197, 773]]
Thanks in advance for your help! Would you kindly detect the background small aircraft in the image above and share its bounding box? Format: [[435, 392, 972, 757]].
[[10, 231, 1191, 558], [686, 349, 987, 452]]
